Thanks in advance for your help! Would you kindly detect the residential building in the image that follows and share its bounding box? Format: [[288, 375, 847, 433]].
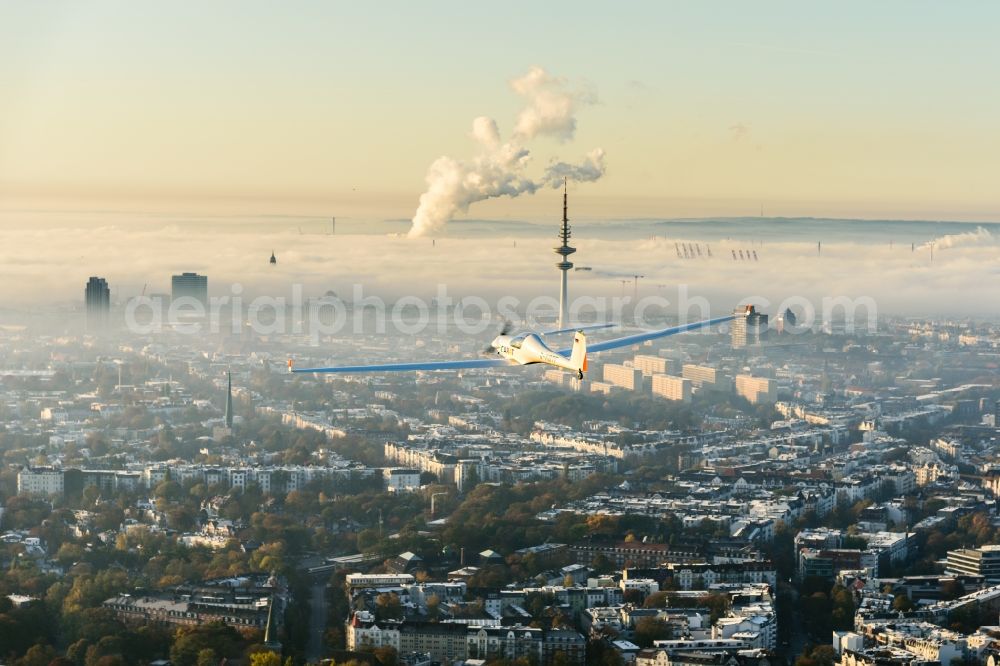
[[603, 364, 643, 391], [17, 467, 64, 496], [633, 355, 669, 376], [682, 364, 732, 392], [651, 374, 692, 403], [945, 546, 1000, 582], [735, 375, 776, 405]]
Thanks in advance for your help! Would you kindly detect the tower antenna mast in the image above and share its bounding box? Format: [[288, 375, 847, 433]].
[[554, 178, 576, 328]]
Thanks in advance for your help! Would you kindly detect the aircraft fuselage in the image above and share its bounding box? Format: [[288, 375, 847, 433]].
[[491, 332, 583, 375]]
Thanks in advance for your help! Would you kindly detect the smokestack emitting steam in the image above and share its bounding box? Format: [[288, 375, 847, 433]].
[[408, 66, 606, 238]]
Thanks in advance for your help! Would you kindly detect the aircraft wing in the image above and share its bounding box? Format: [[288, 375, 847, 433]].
[[291, 358, 512, 374], [556, 315, 734, 354], [539, 323, 616, 337]]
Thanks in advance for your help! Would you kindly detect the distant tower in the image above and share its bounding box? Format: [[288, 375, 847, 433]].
[[171, 272, 208, 306], [554, 179, 576, 328], [775, 308, 797, 335], [269, 250, 277, 265], [224, 371, 233, 429], [732, 304, 769, 349], [84, 277, 110, 331]]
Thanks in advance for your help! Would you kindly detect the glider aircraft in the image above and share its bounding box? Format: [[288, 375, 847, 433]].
[[289, 315, 734, 379]]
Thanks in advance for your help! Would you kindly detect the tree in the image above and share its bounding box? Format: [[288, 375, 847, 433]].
[[940, 579, 966, 601], [586, 638, 625, 666], [13, 644, 58, 666], [633, 617, 671, 648], [55, 543, 85, 567], [623, 589, 644, 605], [66, 639, 90, 666], [426, 594, 441, 621], [642, 591, 670, 608], [801, 592, 832, 640], [196, 649, 219, 666], [374, 593, 403, 621], [169, 623, 243, 666], [590, 554, 614, 575], [795, 645, 837, 666], [830, 585, 855, 631], [249, 653, 281, 666], [373, 646, 398, 666], [552, 652, 573, 666], [892, 593, 914, 612]]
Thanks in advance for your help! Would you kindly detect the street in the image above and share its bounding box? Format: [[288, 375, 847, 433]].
[[307, 580, 328, 663]]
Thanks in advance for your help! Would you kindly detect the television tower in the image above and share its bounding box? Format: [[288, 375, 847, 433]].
[[554, 179, 576, 328]]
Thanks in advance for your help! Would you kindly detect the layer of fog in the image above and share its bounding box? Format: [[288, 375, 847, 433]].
[[0, 214, 996, 319]]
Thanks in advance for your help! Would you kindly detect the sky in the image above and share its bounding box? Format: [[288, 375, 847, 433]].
[[1, 3, 999, 317], [2, 1, 1000, 223]]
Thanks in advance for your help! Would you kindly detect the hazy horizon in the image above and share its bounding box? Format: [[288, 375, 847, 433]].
[[0, 210, 995, 320], [2, 2, 999, 318]]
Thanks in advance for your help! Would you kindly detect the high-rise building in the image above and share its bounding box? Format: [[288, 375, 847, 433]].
[[171, 272, 208, 306], [602, 364, 642, 391], [735, 374, 776, 404], [85, 277, 110, 330], [633, 355, 669, 376], [731, 305, 768, 348], [651, 374, 691, 403], [775, 308, 797, 334], [682, 364, 732, 392]]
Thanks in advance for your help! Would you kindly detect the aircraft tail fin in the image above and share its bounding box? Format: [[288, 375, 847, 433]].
[[569, 331, 587, 375]]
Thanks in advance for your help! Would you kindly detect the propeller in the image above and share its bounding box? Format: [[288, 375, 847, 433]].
[[482, 320, 513, 354]]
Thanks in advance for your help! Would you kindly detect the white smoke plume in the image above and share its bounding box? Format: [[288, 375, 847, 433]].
[[922, 226, 993, 249], [408, 66, 605, 238], [510, 65, 591, 141], [542, 149, 606, 188]]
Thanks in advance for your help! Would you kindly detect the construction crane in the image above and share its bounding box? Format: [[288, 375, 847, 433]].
[[631, 274, 645, 301]]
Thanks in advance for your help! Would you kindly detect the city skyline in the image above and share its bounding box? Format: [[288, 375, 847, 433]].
[[5, 7, 1000, 666]]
